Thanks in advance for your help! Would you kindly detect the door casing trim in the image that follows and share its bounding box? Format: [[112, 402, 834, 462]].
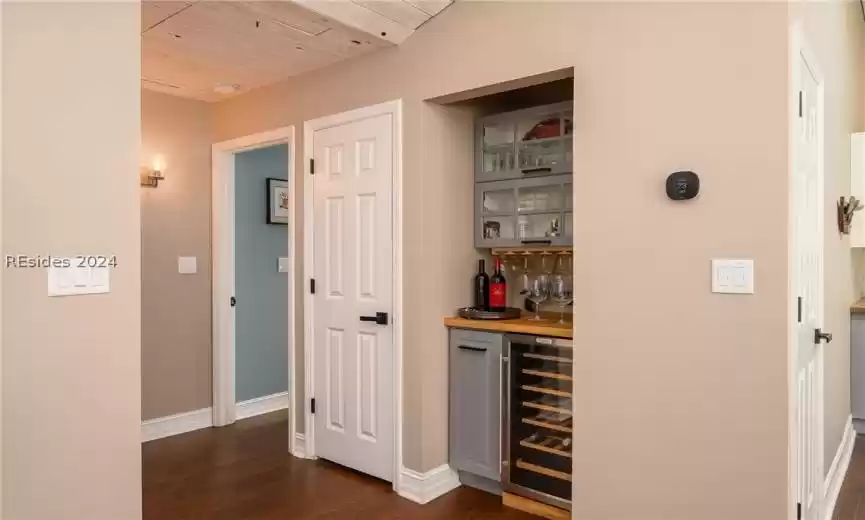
[[211, 126, 297, 456], [302, 99, 403, 490]]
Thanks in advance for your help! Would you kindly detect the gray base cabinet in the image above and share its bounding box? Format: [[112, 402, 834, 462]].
[[852, 315, 865, 428], [449, 329, 502, 483]]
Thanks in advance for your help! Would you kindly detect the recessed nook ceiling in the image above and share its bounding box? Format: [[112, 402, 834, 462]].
[[142, 0, 453, 102]]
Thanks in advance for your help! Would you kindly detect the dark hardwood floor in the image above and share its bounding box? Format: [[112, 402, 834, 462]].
[[835, 437, 865, 519], [143, 409, 537, 520]]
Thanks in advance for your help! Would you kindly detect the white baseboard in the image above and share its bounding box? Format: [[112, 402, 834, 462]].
[[236, 391, 289, 420], [824, 415, 855, 520], [141, 407, 213, 443], [397, 464, 460, 504], [292, 433, 307, 459]]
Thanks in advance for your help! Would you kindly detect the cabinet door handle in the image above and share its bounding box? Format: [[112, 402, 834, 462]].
[[521, 167, 553, 174], [521, 239, 552, 245], [458, 345, 487, 352]]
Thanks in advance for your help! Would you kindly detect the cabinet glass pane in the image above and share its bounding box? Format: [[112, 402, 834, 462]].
[[518, 185, 563, 212], [483, 123, 515, 174], [483, 189, 516, 214], [564, 212, 572, 238], [518, 213, 564, 240], [518, 140, 564, 170], [518, 113, 562, 142], [481, 216, 515, 242], [564, 183, 572, 209], [563, 135, 573, 165]]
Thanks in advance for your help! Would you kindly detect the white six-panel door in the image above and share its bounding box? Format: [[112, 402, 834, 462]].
[[312, 112, 395, 481], [793, 48, 824, 520]]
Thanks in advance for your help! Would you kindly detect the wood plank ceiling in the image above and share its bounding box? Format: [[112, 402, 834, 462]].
[[142, 1, 453, 102]]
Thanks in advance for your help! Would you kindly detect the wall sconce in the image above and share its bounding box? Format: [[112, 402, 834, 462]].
[[141, 155, 166, 188]]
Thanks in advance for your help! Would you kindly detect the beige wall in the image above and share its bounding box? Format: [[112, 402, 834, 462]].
[[213, 2, 793, 516], [2, 2, 142, 519], [141, 90, 213, 420], [793, 1, 865, 476]]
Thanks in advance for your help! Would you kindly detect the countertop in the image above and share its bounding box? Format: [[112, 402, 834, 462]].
[[443, 313, 573, 339], [852, 298, 865, 314]]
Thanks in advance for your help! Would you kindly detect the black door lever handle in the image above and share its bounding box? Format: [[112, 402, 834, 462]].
[[360, 312, 389, 325], [814, 328, 833, 344]]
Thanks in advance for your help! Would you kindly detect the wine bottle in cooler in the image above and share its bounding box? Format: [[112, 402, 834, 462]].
[[473, 259, 489, 311], [490, 258, 507, 312]]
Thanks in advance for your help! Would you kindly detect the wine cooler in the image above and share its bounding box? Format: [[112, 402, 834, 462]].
[[502, 333, 573, 511]]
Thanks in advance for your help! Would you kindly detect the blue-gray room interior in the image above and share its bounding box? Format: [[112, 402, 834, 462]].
[[234, 143, 289, 402]]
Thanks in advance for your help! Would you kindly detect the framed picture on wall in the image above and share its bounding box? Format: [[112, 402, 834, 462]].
[[267, 178, 290, 225]]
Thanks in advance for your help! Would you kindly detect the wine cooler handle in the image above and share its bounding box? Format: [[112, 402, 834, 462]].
[[500, 353, 510, 480]]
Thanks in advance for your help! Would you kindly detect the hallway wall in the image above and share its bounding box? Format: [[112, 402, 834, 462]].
[[141, 90, 213, 420], [2, 2, 142, 518], [213, 3, 792, 518]]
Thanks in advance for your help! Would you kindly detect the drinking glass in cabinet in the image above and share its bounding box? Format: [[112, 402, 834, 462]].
[[518, 214, 562, 240], [483, 189, 516, 214], [518, 184, 563, 212], [482, 217, 515, 241], [483, 122, 515, 173]]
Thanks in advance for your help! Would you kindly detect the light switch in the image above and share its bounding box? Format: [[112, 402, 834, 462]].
[[48, 258, 110, 296], [278, 257, 289, 273], [712, 259, 754, 294], [178, 256, 197, 275]]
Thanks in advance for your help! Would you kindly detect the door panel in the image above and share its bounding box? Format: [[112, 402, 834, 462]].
[[313, 112, 394, 482], [794, 50, 823, 520]]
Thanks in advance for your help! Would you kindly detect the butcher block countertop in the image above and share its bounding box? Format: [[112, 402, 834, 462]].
[[852, 298, 865, 314], [443, 314, 573, 339]]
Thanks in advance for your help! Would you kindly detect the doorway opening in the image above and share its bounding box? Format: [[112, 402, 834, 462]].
[[211, 126, 300, 455]]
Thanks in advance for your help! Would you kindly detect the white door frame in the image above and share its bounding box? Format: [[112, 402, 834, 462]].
[[302, 99, 403, 489], [788, 22, 825, 520], [211, 126, 297, 451]]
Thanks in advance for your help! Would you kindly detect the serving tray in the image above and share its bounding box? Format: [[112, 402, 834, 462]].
[[456, 307, 522, 320]]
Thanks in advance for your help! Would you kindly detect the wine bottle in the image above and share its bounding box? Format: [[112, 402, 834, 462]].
[[490, 258, 507, 312], [473, 259, 490, 311]]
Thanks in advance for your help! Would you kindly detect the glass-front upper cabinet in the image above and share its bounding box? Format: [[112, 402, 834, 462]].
[[476, 101, 573, 183], [476, 175, 573, 248]]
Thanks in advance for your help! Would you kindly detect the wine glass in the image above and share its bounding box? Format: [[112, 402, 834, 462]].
[[550, 273, 573, 324], [527, 274, 550, 321]]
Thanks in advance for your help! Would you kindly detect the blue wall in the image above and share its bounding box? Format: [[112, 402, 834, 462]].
[[234, 144, 289, 403]]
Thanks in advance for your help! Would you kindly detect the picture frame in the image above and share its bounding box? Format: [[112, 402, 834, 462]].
[[267, 178, 290, 225]]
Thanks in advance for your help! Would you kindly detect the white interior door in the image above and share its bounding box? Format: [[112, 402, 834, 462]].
[[793, 49, 825, 520], [312, 112, 394, 481]]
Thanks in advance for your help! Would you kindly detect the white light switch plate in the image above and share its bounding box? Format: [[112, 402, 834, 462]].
[[712, 259, 754, 294], [178, 256, 197, 274], [48, 258, 110, 296], [278, 257, 289, 273]]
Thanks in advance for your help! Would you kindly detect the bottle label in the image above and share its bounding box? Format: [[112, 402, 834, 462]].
[[490, 283, 506, 308]]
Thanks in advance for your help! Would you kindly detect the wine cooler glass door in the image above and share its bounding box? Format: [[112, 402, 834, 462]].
[[504, 334, 573, 510]]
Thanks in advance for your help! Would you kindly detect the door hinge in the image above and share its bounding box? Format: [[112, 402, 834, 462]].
[[797, 296, 802, 323], [310, 158, 315, 175], [798, 91, 803, 118], [310, 278, 316, 294], [310, 398, 316, 414], [796, 501, 802, 520]]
